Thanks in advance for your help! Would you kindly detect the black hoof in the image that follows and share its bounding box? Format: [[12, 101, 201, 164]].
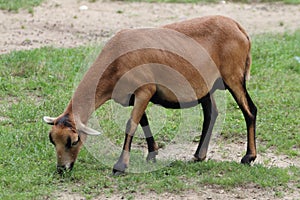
[[241, 154, 256, 165], [146, 151, 158, 163], [112, 168, 125, 176], [193, 155, 206, 162], [112, 162, 127, 176]]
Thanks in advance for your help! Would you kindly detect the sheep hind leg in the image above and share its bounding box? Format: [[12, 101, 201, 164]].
[[140, 113, 159, 162], [227, 82, 257, 165], [194, 94, 218, 162]]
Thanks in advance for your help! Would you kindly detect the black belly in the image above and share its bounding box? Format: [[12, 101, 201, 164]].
[[150, 92, 209, 109]]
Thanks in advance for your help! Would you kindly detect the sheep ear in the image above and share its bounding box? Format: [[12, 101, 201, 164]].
[[77, 123, 102, 136], [43, 116, 56, 125]]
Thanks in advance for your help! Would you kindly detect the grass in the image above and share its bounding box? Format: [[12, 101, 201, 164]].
[[0, 0, 44, 13], [0, 30, 300, 199]]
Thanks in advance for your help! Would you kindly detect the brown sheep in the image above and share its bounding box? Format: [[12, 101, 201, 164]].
[[44, 15, 257, 175]]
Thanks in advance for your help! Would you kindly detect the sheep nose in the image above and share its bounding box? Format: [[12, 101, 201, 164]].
[[56, 165, 67, 174], [56, 162, 74, 174]]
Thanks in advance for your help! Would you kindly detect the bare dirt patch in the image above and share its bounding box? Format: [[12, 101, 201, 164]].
[[92, 185, 298, 200], [58, 182, 299, 200], [1, 0, 300, 54], [158, 140, 300, 168]]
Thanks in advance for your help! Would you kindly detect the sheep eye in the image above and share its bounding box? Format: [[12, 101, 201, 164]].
[[72, 140, 79, 146], [66, 136, 80, 148]]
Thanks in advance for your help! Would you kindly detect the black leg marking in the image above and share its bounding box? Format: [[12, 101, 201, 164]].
[[112, 120, 135, 175], [112, 89, 155, 175], [140, 113, 158, 162]]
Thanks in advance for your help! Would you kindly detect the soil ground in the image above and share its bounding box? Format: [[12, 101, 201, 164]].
[[1, 0, 300, 54], [1, 0, 300, 199]]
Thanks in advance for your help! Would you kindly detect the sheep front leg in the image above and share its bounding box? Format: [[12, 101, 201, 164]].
[[113, 89, 154, 175], [112, 119, 137, 175]]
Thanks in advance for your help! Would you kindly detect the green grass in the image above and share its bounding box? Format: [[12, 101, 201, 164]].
[[0, 0, 44, 12], [0, 31, 300, 198]]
